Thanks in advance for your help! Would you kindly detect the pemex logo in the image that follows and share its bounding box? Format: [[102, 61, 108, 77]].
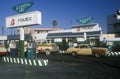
[[76, 27, 80, 32], [10, 18, 15, 26]]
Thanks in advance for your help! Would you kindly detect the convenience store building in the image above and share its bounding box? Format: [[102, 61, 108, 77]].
[[47, 23, 102, 47]]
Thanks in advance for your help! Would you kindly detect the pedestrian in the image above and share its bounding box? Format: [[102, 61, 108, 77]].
[[68, 42, 73, 48], [102, 37, 107, 47], [73, 42, 78, 47]]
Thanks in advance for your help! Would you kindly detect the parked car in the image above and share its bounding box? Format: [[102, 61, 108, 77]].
[[0, 45, 8, 56], [36, 43, 60, 55], [66, 44, 109, 57]]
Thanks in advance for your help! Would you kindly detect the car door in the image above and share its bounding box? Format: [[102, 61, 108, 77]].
[[78, 45, 92, 55], [73, 46, 81, 53]]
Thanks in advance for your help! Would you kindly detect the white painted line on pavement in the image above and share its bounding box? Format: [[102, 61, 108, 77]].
[[21, 59, 24, 64], [17, 58, 20, 64], [10, 58, 13, 63], [3, 57, 6, 62], [13, 58, 16, 63], [33, 60, 37, 66], [44, 60, 48, 66], [29, 59, 32, 65], [25, 59, 28, 65], [7, 57, 9, 62], [38, 60, 42, 66]]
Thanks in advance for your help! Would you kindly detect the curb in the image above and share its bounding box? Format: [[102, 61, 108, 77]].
[[59, 50, 67, 54], [106, 52, 120, 56], [2, 56, 48, 66]]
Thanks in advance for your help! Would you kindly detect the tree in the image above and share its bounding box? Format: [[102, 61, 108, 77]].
[[52, 20, 57, 28]]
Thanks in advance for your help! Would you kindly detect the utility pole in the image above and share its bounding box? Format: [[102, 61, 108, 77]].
[[2, 26, 4, 35], [1, 26, 4, 36], [11, 29, 12, 35]]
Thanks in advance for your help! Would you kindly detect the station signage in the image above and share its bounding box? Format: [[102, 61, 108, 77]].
[[12, 2, 33, 14], [76, 17, 93, 24], [6, 11, 41, 28], [72, 24, 100, 33], [72, 26, 94, 33]]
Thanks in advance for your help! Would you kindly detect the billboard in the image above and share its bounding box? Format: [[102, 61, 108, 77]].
[[6, 11, 41, 28]]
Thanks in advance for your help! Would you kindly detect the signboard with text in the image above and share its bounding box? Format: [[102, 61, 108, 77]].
[[72, 23, 100, 33], [76, 17, 93, 24], [6, 11, 41, 28], [12, 2, 33, 14]]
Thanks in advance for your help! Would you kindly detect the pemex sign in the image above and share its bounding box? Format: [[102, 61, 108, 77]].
[[76, 17, 93, 24], [6, 11, 42, 28], [12, 2, 33, 14]]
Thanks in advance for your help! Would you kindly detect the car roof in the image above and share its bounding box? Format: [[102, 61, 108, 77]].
[[77, 44, 92, 47], [78, 44, 90, 46]]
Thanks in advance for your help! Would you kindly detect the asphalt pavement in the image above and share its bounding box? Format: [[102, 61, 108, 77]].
[[0, 54, 120, 79]]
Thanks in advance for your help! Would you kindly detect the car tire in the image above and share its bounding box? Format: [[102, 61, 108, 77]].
[[45, 49, 51, 55], [94, 52, 101, 58], [71, 52, 77, 56]]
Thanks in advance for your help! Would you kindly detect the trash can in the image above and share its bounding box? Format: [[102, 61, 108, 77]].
[[108, 45, 112, 52], [10, 48, 18, 57], [27, 48, 36, 59]]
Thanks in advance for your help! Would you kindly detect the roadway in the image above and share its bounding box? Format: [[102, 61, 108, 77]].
[[0, 53, 120, 79]]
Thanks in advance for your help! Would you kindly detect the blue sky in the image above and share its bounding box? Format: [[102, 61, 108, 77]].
[[0, 0, 120, 35]]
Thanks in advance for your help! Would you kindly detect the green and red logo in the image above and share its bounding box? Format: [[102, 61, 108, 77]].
[[76, 27, 80, 31], [10, 18, 15, 26]]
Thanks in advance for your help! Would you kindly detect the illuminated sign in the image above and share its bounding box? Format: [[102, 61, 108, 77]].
[[76, 17, 93, 24], [12, 2, 33, 14], [6, 11, 41, 28]]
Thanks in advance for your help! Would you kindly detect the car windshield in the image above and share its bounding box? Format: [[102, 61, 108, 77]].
[[75, 46, 79, 48], [87, 45, 92, 48], [79, 45, 92, 48]]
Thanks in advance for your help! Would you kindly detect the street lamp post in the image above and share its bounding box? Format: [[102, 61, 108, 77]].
[[1, 26, 4, 36]]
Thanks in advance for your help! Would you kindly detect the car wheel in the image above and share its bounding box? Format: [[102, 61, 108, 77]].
[[71, 52, 77, 56], [45, 49, 51, 55], [94, 53, 101, 58]]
